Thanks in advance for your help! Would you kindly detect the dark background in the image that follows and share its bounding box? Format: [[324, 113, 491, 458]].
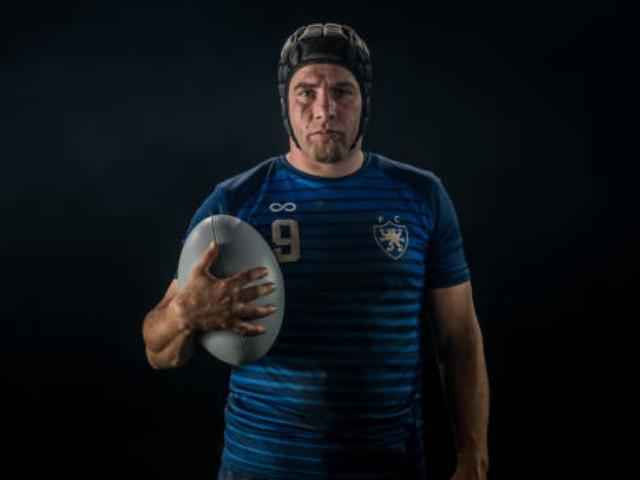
[[2, 1, 634, 479]]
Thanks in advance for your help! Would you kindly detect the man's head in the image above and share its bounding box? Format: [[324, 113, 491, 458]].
[[277, 23, 372, 161]]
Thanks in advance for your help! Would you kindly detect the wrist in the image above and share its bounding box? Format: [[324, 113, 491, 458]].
[[456, 451, 489, 478], [169, 295, 195, 334]]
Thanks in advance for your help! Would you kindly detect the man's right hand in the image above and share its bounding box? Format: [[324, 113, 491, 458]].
[[174, 241, 277, 336]]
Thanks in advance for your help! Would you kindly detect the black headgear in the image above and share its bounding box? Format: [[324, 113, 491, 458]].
[[277, 23, 372, 152]]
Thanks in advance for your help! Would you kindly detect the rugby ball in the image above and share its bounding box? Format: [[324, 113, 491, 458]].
[[177, 214, 285, 365]]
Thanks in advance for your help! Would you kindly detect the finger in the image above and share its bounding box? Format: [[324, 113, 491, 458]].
[[194, 241, 219, 278], [237, 282, 277, 303], [230, 266, 269, 288], [236, 303, 277, 319], [231, 320, 267, 336]]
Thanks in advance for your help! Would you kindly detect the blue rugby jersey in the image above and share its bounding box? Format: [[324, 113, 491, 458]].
[[175, 151, 471, 479]]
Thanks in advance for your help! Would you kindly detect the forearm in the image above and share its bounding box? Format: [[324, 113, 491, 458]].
[[142, 299, 196, 370], [442, 320, 490, 475]]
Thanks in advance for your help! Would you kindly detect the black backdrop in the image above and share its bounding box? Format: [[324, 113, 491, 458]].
[[2, 1, 634, 479]]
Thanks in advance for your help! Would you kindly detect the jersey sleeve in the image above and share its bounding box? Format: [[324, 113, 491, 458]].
[[424, 177, 471, 288], [173, 186, 227, 279]]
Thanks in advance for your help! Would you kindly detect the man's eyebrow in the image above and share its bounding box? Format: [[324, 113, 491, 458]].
[[293, 81, 357, 90]]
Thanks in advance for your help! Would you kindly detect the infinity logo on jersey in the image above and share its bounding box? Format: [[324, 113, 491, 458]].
[[374, 215, 409, 260], [269, 202, 297, 213]]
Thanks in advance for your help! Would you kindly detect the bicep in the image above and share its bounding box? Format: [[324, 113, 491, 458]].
[[424, 280, 479, 358]]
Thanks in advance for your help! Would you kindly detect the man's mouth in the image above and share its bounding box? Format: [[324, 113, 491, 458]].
[[312, 130, 340, 139]]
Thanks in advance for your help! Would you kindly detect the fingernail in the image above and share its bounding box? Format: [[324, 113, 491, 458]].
[[210, 241, 217, 248]]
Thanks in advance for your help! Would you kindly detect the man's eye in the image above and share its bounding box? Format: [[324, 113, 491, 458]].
[[336, 89, 355, 97], [298, 89, 351, 98]]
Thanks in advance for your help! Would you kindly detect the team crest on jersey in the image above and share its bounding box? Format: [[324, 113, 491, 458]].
[[374, 216, 409, 260]]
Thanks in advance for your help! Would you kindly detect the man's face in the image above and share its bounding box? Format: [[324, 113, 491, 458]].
[[285, 63, 362, 164]]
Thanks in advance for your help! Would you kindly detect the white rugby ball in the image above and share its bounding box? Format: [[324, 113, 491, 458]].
[[177, 214, 285, 365]]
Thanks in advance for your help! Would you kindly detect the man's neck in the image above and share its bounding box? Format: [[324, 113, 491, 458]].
[[285, 149, 365, 178]]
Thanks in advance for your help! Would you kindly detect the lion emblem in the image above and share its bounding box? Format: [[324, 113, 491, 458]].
[[374, 219, 409, 260]]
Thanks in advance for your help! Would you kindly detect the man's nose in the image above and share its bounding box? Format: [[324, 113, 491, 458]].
[[313, 89, 336, 120]]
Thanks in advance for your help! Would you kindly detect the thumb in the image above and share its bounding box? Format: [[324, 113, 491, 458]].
[[194, 240, 219, 278]]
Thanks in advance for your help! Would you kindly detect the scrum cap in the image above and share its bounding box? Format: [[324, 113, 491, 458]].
[[277, 23, 372, 152]]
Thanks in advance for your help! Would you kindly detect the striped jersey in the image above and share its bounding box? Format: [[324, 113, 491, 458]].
[[176, 151, 471, 479]]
